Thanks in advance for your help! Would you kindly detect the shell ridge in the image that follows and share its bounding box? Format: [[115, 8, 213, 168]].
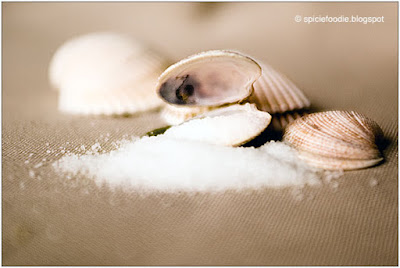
[[262, 64, 303, 111], [286, 118, 380, 159], [259, 70, 289, 113], [261, 67, 292, 112], [298, 151, 383, 170], [284, 111, 383, 170], [332, 111, 377, 144], [254, 74, 280, 113], [250, 72, 274, 112], [306, 113, 370, 145], [262, 63, 310, 109]]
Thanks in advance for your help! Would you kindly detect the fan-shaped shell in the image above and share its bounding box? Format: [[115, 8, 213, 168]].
[[247, 62, 310, 114], [283, 111, 383, 170], [49, 32, 168, 115], [156, 50, 262, 107]]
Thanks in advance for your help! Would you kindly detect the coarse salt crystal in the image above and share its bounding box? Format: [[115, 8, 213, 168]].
[[369, 178, 378, 187], [34, 162, 43, 169]]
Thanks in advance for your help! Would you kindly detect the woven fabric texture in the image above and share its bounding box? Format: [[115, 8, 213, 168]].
[[2, 2, 398, 265]]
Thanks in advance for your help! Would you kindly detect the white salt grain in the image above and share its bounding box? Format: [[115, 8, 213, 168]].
[[91, 143, 101, 152], [291, 188, 305, 201], [34, 162, 43, 169], [369, 178, 378, 187], [331, 181, 339, 192], [29, 169, 35, 178], [53, 136, 323, 192]]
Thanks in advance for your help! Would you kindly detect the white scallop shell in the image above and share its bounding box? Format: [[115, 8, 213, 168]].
[[283, 111, 383, 170], [163, 103, 272, 146], [49, 32, 168, 115]]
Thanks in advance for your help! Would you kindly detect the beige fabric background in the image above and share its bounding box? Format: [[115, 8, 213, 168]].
[[2, 2, 398, 265]]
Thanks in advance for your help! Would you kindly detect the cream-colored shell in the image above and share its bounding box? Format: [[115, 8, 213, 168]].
[[156, 50, 262, 107], [49, 32, 167, 115], [158, 55, 310, 128], [163, 103, 272, 146], [283, 111, 383, 170], [161, 105, 215, 125]]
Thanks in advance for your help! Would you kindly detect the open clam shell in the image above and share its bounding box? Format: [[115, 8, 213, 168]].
[[157, 50, 310, 128], [156, 50, 262, 107], [49, 32, 168, 115], [163, 103, 272, 146], [283, 111, 383, 170]]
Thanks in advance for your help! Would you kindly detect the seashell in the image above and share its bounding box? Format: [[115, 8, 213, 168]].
[[269, 111, 307, 131], [49, 32, 168, 115], [161, 104, 215, 125], [247, 62, 310, 114], [156, 50, 262, 107], [283, 111, 383, 170], [163, 103, 272, 146], [156, 50, 310, 128]]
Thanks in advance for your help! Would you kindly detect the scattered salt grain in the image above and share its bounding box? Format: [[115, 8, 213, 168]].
[[91, 143, 101, 152], [331, 181, 339, 191], [29, 169, 35, 178], [369, 178, 378, 187], [291, 187, 305, 201], [34, 162, 43, 169], [24, 160, 30, 164], [45, 142, 50, 146], [28, 153, 34, 158], [53, 135, 323, 192], [46, 150, 51, 154]]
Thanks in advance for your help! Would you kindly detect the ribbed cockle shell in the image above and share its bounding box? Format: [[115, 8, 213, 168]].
[[283, 111, 383, 170], [248, 62, 310, 114]]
